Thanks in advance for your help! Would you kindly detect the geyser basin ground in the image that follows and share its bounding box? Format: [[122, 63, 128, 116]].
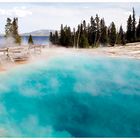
[[0, 54, 140, 137]]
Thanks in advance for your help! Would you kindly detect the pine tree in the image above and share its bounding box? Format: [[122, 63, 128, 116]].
[[59, 24, 65, 46], [132, 7, 136, 42], [87, 23, 91, 46], [76, 24, 81, 48], [28, 34, 34, 45], [73, 28, 76, 47], [78, 22, 89, 48], [5, 18, 12, 37], [49, 32, 53, 43], [100, 18, 108, 46], [94, 14, 100, 46], [83, 20, 86, 32], [54, 31, 59, 44], [117, 25, 126, 45], [126, 15, 133, 43], [65, 26, 73, 47], [12, 18, 21, 44], [108, 22, 117, 46], [136, 18, 140, 41], [58, 25, 73, 47], [89, 16, 96, 46], [83, 20, 88, 39]]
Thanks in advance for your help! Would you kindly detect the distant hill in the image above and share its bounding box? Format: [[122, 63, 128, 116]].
[[22, 29, 55, 36]]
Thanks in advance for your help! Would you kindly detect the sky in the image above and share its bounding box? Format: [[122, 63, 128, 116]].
[[0, 2, 140, 34]]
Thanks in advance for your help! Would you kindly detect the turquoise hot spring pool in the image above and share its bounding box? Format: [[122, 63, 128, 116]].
[[0, 54, 140, 137]]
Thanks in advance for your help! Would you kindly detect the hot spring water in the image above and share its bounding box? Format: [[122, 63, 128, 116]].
[[0, 54, 140, 137]]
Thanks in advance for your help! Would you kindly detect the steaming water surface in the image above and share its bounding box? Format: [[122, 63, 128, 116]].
[[0, 54, 140, 137]]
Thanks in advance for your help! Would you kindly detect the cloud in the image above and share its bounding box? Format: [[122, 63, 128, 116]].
[[0, 7, 32, 17], [25, 5, 134, 31], [0, 3, 140, 33]]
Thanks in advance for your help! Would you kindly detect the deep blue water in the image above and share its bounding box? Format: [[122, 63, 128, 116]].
[[0, 36, 49, 45], [0, 55, 140, 137]]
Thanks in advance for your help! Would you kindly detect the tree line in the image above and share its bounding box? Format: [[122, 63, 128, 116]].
[[49, 8, 140, 48]]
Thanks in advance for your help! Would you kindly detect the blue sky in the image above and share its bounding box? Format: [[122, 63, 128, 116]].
[[0, 3, 140, 33]]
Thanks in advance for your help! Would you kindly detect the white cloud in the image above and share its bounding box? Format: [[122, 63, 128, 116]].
[[0, 7, 32, 17]]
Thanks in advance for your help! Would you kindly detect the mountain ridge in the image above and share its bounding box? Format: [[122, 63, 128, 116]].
[[21, 29, 55, 36]]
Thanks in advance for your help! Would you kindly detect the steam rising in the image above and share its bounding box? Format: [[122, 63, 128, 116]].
[[0, 37, 16, 48], [0, 53, 140, 137]]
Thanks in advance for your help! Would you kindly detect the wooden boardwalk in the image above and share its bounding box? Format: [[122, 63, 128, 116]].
[[0, 45, 43, 63]]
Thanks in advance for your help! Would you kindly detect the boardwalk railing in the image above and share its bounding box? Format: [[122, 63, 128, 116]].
[[28, 44, 43, 54], [0, 44, 43, 63]]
